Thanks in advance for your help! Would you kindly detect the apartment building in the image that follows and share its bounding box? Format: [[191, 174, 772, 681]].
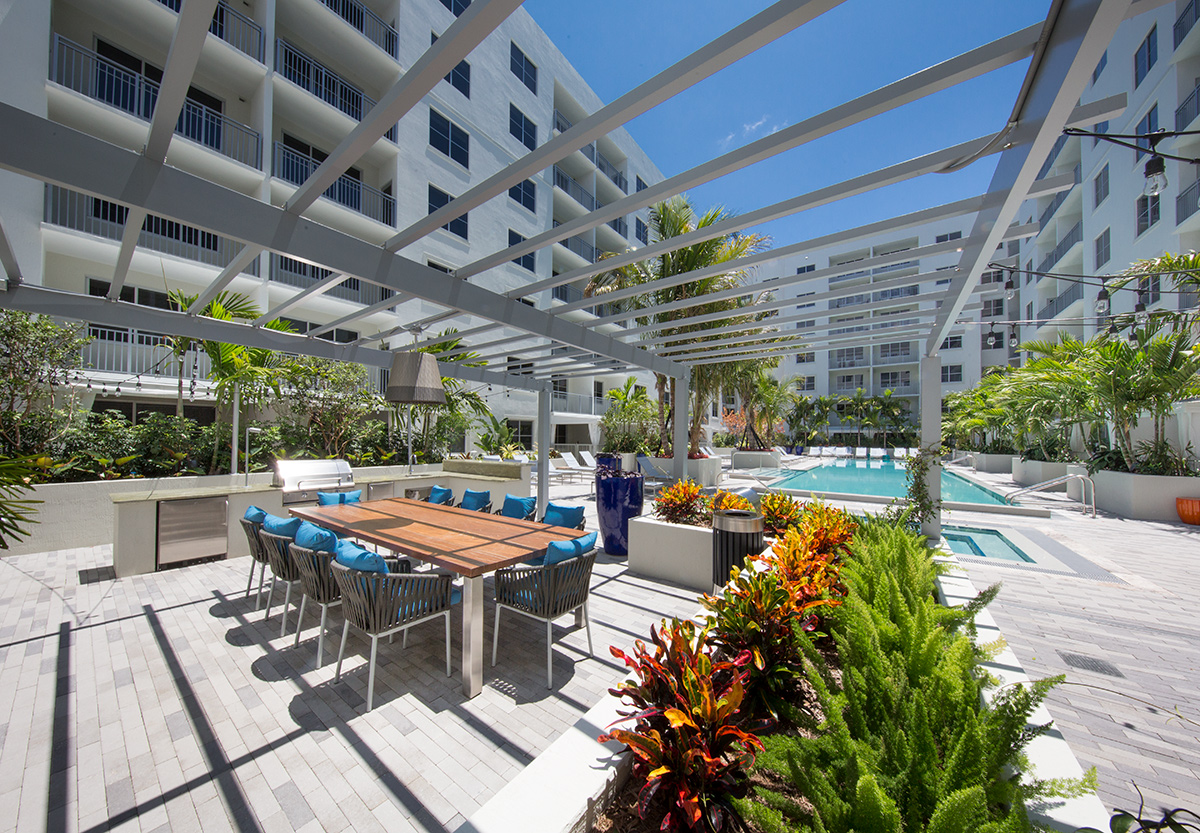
[[2, 0, 662, 444]]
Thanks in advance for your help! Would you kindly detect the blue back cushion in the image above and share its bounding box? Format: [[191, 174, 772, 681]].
[[428, 485, 454, 505], [317, 491, 342, 506], [543, 502, 584, 530], [262, 513, 303, 539], [530, 531, 598, 567], [294, 521, 338, 553], [243, 505, 267, 524], [343, 489, 362, 504], [501, 494, 537, 519], [460, 489, 490, 512], [335, 539, 389, 574]]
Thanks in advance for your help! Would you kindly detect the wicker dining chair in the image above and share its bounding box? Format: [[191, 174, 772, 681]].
[[289, 544, 343, 666], [239, 518, 271, 608], [259, 530, 304, 638], [492, 551, 597, 688], [332, 562, 456, 711]]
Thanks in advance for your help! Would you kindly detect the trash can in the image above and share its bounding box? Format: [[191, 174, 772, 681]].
[[712, 509, 764, 589]]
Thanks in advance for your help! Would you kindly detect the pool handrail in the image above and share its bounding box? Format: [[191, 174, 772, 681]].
[[1005, 473, 1096, 518]]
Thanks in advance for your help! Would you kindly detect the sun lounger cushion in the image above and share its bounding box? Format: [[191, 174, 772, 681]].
[[500, 494, 537, 519], [262, 513, 302, 539], [460, 489, 491, 512], [294, 521, 339, 553], [528, 531, 598, 567], [335, 539, 388, 574], [243, 505, 267, 524], [428, 485, 454, 505], [543, 502, 585, 530]]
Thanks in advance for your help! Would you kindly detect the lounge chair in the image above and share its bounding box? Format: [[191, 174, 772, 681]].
[[854, 447, 868, 460], [636, 454, 673, 494], [834, 446, 853, 458], [577, 450, 600, 468], [510, 453, 530, 463], [559, 451, 593, 476], [869, 448, 887, 460]]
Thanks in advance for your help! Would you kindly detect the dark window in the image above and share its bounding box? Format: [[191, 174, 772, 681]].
[[510, 42, 537, 94], [509, 104, 537, 151], [796, 264, 815, 274], [1094, 164, 1109, 207], [1093, 49, 1107, 83], [1135, 105, 1158, 160], [439, 0, 470, 16], [635, 217, 648, 244], [429, 109, 469, 167], [506, 419, 532, 449], [508, 179, 536, 212], [431, 33, 470, 97], [1134, 25, 1157, 87], [934, 230, 962, 243], [636, 176, 647, 192], [593, 381, 603, 399], [1136, 194, 1160, 235], [1140, 274, 1162, 305], [428, 184, 468, 239], [509, 230, 534, 272], [983, 299, 1004, 317], [940, 335, 962, 350], [941, 365, 963, 383], [797, 376, 815, 392], [1093, 120, 1108, 147], [796, 351, 814, 363], [1095, 228, 1111, 268], [427, 261, 452, 273]]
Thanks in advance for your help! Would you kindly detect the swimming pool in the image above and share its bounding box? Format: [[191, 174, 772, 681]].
[[763, 460, 1007, 505], [942, 526, 1034, 562]]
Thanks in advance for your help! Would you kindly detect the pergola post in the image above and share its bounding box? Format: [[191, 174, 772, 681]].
[[919, 355, 942, 540], [672, 371, 690, 481], [230, 381, 240, 478], [536, 387, 551, 517]]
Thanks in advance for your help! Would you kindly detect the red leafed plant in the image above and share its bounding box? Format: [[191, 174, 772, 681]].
[[601, 620, 762, 832], [795, 500, 858, 559], [653, 478, 711, 527]]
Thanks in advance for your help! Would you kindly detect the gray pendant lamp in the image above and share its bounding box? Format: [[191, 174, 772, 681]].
[[385, 351, 446, 405]]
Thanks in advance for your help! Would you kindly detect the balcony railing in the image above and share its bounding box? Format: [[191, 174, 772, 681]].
[[829, 267, 871, 283], [831, 293, 869, 310], [1180, 80, 1200, 131], [1037, 133, 1070, 180], [1177, 0, 1199, 48], [271, 254, 361, 302], [1037, 164, 1081, 229], [1037, 220, 1082, 274], [51, 36, 262, 168], [873, 259, 918, 275], [1178, 178, 1200, 225], [275, 40, 396, 141], [84, 323, 213, 381], [317, 0, 398, 58], [596, 150, 627, 192], [553, 109, 572, 133], [553, 166, 596, 210], [45, 184, 261, 274], [558, 234, 596, 263], [273, 142, 395, 225], [154, 0, 264, 62], [1036, 281, 1084, 322], [830, 357, 869, 369], [875, 352, 916, 365], [607, 215, 628, 237], [550, 390, 610, 415]]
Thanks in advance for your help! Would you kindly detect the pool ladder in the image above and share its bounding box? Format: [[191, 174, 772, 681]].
[[1005, 473, 1096, 518]]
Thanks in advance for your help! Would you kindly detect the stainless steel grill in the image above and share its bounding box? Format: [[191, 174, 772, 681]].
[[273, 459, 354, 505]]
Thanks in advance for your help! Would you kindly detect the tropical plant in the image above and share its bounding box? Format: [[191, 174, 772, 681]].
[[842, 387, 876, 447], [474, 413, 518, 455], [653, 478, 709, 527], [1076, 789, 1200, 833], [600, 376, 658, 454], [0, 311, 90, 454], [759, 491, 804, 536], [711, 489, 753, 513], [0, 455, 41, 549], [165, 290, 262, 417], [405, 330, 490, 462], [281, 357, 382, 460]]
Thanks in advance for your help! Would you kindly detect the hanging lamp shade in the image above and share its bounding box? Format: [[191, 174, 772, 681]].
[[385, 351, 446, 405]]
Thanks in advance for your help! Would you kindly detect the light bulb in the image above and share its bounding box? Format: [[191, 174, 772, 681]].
[[1008, 331, 1019, 349], [1135, 293, 1149, 324], [1004, 277, 1016, 300], [1143, 156, 1168, 197], [1095, 286, 1110, 315]]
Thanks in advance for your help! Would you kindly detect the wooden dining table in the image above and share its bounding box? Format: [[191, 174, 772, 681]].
[[289, 497, 589, 698]]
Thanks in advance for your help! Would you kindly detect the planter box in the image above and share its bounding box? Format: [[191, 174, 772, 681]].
[[1011, 458, 1068, 490], [1093, 469, 1200, 522], [692, 456, 722, 487], [973, 452, 1013, 474], [730, 450, 782, 469], [627, 516, 713, 593]]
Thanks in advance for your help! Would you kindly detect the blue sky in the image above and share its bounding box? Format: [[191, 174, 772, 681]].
[[521, 0, 1055, 254]]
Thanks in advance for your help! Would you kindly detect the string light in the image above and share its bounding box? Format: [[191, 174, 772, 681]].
[[1095, 282, 1110, 315]]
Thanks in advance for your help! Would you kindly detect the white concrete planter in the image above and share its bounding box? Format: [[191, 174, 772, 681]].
[[973, 452, 1014, 474], [1011, 458, 1069, 490], [1093, 468, 1200, 522], [627, 516, 713, 592], [692, 456, 722, 487], [730, 449, 782, 469]]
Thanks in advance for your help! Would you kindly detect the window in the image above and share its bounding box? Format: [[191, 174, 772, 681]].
[[429, 109, 469, 167], [1026, 302, 1033, 322], [940, 334, 963, 350], [879, 371, 910, 389], [1135, 105, 1158, 159], [439, 0, 469, 16], [941, 365, 963, 383], [796, 291, 815, 310], [430, 32, 471, 97], [796, 351, 815, 364], [934, 230, 962, 243], [879, 342, 911, 358], [510, 42, 537, 94], [507, 357, 533, 375], [797, 376, 816, 392], [1136, 194, 1160, 235], [506, 419, 532, 449], [1140, 274, 1162, 305], [427, 260, 452, 273], [635, 217, 648, 244], [509, 230, 534, 272], [1093, 120, 1108, 146], [280, 317, 357, 343], [1134, 25, 1157, 88], [832, 347, 865, 367], [979, 270, 1003, 285], [594, 381, 603, 400], [982, 298, 1005, 317], [874, 284, 919, 300], [636, 176, 647, 192], [982, 330, 1004, 350], [1093, 49, 1107, 83], [835, 374, 863, 391], [509, 104, 537, 151], [1095, 228, 1111, 268], [509, 179, 536, 212], [1025, 260, 1033, 284], [1094, 164, 1109, 207], [428, 184, 468, 239], [796, 264, 815, 274]]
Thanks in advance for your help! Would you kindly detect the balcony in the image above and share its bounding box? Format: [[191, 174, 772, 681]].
[[596, 150, 627, 192], [1177, 0, 1199, 48], [830, 293, 869, 310], [1181, 81, 1200, 132], [51, 36, 262, 169], [153, 0, 264, 62], [1037, 133, 1069, 180], [553, 109, 572, 133], [1037, 164, 1080, 229], [551, 390, 610, 416], [875, 351, 916, 365], [1037, 220, 1082, 274], [1178, 178, 1200, 225], [271, 254, 361, 302], [273, 142, 395, 226], [45, 184, 261, 275], [830, 357, 869, 369], [829, 267, 871, 284], [607, 215, 628, 238], [317, 0, 398, 58], [873, 259, 918, 275], [84, 323, 212, 381], [1036, 281, 1084, 322], [553, 166, 596, 210], [275, 40, 396, 142], [550, 282, 624, 324]]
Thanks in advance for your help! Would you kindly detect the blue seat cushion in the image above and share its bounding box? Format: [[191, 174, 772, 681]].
[[428, 485, 454, 505], [343, 489, 362, 504], [243, 505, 267, 524], [294, 521, 338, 553], [317, 491, 342, 506], [262, 513, 303, 539], [500, 494, 537, 519], [543, 502, 584, 530], [460, 489, 490, 512], [528, 531, 597, 567], [335, 539, 388, 574]]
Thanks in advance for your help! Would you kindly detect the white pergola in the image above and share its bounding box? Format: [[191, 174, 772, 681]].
[[0, 0, 1150, 536]]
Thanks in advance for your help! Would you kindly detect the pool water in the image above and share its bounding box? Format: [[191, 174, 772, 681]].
[[942, 526, 1033, 562], [764, 460, 1006, 505]]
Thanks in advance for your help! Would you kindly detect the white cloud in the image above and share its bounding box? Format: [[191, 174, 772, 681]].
[[717, 132, 735, 150], [742, 115, 768, 137]]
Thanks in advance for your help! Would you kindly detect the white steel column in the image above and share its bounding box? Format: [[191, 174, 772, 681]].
[[536, 387, 550, 517], [919, 356, 942, 540], [672, 372, 690, 481], [230, 381, 240, 477], [462, 575, 484, 698]]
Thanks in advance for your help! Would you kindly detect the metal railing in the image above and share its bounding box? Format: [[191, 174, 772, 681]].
[[1179, 80, 1200, 131], [275, 40, 396, 141], [51, 36, 262, 168], [550, 391, 610, 415], [1037, 165, 1080, 229], [1180, 179, 1200, 226], [1037, 220, 1082, 273], [830, 356, 869, 369], [1037, 281, 1084, 321], [45, 184, 260, 274], [607, 215, 628, 237], [317, 0, 398, 58], [551, 281, 621, 323], [1037, 133, 1070, 180], [270, 254, 361, 302], [84, 323, 213, 381], [552, 166, 596, 210], [273, 142, 395, 225], [551, 221, 597, 263], [873, 259, 918, 275], [553, 109, 572, 133], [829, 267, 871, 283], [875, 351, 916, 365], [1005, 473, 1096, 517], [154, 0, 264, 62], [1178, 0, 1199, 48], [596, 150, 627, 192]]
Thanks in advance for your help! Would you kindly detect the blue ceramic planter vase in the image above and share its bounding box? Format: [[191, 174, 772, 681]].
[[595, 472, 643, 557]]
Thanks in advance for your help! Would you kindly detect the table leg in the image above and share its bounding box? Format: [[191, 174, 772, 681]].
[[462, 575, 484, 698]]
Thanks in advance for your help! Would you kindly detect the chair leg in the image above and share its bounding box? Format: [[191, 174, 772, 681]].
[[293, 594, 307, 647], [491, 606, 501, 667], [546, 620, 553, 689], [317, 605, 328, 667], [256, 563, 267, 609], [280, 582, 293, 638], [335, 620, 350, 681], [584, 602, 594, 658], [264, 576, 277, 622], [245, 557, 255, 598], [367, 635, 379, 712], [444, 612, 451, 677], [401, 628, 407, 650]]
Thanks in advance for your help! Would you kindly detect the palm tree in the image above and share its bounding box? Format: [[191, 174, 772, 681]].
[[587, 196, 772, 455], [409, 330, 490, 460], [754, 374, 796, 447], [843, 388, 874, 448], [874, 389, 909, 450], [166, 290, 262, 417]]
